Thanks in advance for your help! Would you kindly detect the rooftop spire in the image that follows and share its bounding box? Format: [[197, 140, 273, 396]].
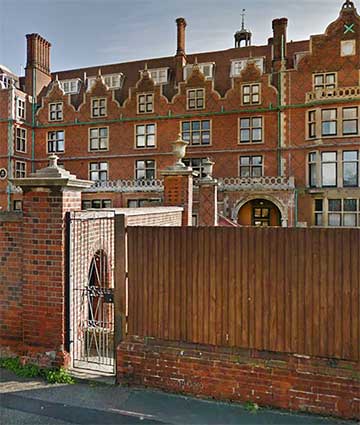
[[234, 8, 252, 48], [241, 9, 246, 30]]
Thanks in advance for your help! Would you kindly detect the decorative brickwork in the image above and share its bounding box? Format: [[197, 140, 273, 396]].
[[117, 337, 360, 420]]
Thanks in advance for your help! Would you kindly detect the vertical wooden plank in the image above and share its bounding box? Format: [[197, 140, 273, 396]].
[[326, 229, 335, 357], [221, 227, 229, 346], [268, 228, 277, 351], [228, 228, 236, 347], [333, 229, 342, 358], [202, 228, 210, 344], [261, 228, 270, 350], [209, 227, 217, 345], [186, 228, 193, 341], [351, 230, 360, 361], [254, 228, 263, 349], [319, 229, 328, 357], [235, 229, 242, 347], [342, 229, 351, 359], [215, 228, 223, 346], [284, 229, 292, 353], [180, 227, 187, 341]]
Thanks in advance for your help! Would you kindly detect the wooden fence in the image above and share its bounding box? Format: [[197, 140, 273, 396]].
[[126, 227, 360, 361]]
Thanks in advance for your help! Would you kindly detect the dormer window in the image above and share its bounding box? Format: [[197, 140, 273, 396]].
[[87, 73, 124, 90], [184, 63, 214, 81], [0, 74, 13, 89], [17, 98, 25, 120], [60, 79, 80, 94], [230, 57, 264, 77], [148, 68, 169, 85]]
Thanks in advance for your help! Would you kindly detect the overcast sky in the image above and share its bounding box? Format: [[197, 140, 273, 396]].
[[0, 0, 349, 75]]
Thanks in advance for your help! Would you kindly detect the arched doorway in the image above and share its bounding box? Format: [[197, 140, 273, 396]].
[[237, 199, 282, 227]]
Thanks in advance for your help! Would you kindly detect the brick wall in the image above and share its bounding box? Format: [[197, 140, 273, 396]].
[[0, 212, 23, 352], [117, 337, 360, 420]]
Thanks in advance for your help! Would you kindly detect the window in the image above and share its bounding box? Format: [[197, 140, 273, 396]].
[[321, 109, 337, 136], [60, 79, 80, 94], [13, 200, 22, 211], [184, 63, 214, 80], [49, 102, 63, 121], [0, 73, 13, 89], [321, 152, 337, 187], [47, 130, 64, 153], [230, 57, 264, 76], [148, 68, 169, 85], [314, 199, 324, 226], [138, 93, 154, 114], [82, 199, 112, 209], [15, 161, 26, 178], [313, 73, 336, 90], [239, 156, 263, 177], [135, 124, 156, 148], [183, 158, 207, 177], [181, 120, 211, 145], [308, 152, 317, 187], [89, 127, 108, 151], [91, 98, 107, 118], [135, 160, 155, 180], [343, 107, 358, 135], [314, 198, 360, 227], [239, 117, 262, 143], [89, 162, 108, 181], [17, 98, 25, 120], [88, 74, 124, 90], [187, 89, 205, 110], [127, 198, 161, 208], [329, 199, 358, 227], [307, 106, 359, 139], [343, 151, 358, 187], [16, 127, 26, 152], [242, 84, 260, 105], [308, 110, 316, 138]]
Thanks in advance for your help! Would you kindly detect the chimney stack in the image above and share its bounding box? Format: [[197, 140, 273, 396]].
[[25, 33, 52, 97], [176, 17, 187, 55], [272, 18, 288, 62]]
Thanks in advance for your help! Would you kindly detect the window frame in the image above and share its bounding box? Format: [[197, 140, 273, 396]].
[[342, 150, 359, 187], [17, 98, 25, 120], [241, 83, 261, 105], [15, 127, 27, 153], [91, 97, 107, 118], [313, 72, 337, 91], [47, 130, 65, 154], [89, 161, 108, 182], [49, 102, 63, 122], [186, 88, 205, 110], [88, 126, 109, 152], [239, 155, 263, 178], [135, 123, 156, 149], [181, 119, 212, 146], [15, 160, 26, 178], [60, 79, 80, 94], [238, 116, 263, 144], [321, 151, 337, 188], [135, 159, 156, 180], [137, 93, 154, 114], [148, 68, 169, 85]]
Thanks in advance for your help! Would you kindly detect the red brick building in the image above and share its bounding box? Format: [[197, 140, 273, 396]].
[[0, 0, 359, 227]]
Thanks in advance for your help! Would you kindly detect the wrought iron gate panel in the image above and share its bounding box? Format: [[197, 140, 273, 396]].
[[68, 210, 115, 374]]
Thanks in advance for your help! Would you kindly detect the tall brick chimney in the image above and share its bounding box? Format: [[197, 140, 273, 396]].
[[25, 33, 52, 97], [175, 17, 187, 84], [272, 18, 288, 62]]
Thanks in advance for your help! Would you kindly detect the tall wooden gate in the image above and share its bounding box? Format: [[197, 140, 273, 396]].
[[67, 211, 116, 374]]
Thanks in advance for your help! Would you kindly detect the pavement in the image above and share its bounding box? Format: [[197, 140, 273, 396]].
[[0, 369, 355, 425]]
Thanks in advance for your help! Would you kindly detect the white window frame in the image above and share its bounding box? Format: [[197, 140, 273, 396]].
[[15, 160, 26, 178], [91, 97, 107, 118], [15, 127, 27, 153], [87, 73, 124, 90], [230, 57, 265, 77], [137, 93, 154, 114], [60, 79, 80, 94], [17, 98, 25, 120], [135, 159, 156, 180], [313, 72, 337, 91], [89, 162, 108, 182], [47, 130, 65, 153], [135, 123, 156, 149], [187, 88, 205, 110], [49, 102, 63, 121], [181, 119, 212, 146], [147, 68, 169, 85], [239, 116, 263, 144], [88, 127, 109, 151], [239, 155, 263, 178], [184, 63, 215, 81], [241, 83, 261, 105]]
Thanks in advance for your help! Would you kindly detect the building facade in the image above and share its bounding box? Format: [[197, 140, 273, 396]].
[[0, 0, 359, 227]]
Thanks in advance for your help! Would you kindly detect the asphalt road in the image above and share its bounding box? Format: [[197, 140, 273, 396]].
[[0, 369, 355, 425]]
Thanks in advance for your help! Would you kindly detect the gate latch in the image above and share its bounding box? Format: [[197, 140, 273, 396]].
[[103, 289, 114, 304]]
